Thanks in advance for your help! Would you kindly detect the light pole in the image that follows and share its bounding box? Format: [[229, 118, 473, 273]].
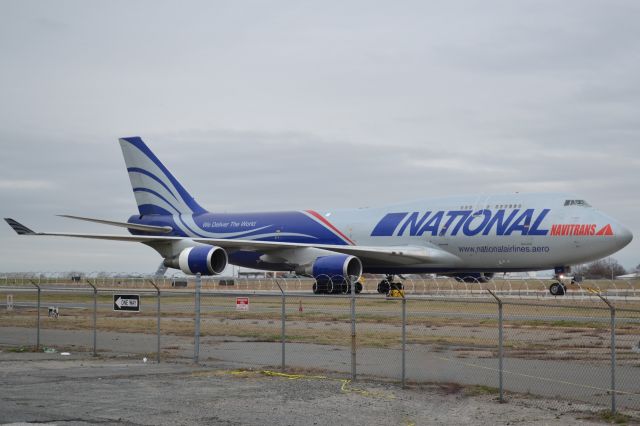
[[609, 257, 614, 280]]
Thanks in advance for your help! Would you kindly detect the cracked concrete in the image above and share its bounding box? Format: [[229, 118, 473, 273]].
[[0, 352, 615, 425]]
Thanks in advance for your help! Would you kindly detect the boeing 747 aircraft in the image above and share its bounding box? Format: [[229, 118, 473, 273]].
[[5, 137, 633, 296]]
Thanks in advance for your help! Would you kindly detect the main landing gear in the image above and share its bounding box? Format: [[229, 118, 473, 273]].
[[312, 280, 363, 294], [377, 275, 404, 294]]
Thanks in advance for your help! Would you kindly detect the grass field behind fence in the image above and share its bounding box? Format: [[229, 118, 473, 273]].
[[2, 288, 639, 365]]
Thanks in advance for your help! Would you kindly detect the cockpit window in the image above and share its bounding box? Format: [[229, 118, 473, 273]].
[[564, 199, 591, 207]]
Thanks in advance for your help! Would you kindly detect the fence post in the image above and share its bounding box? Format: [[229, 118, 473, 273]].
[[148, 279, 161, 364], [275, 280, 286, 371], [402, 293, 406, 389], [194, 273, 201, 363], [611, 305, 617, 415], [487, 289, 504, 403], [29, 281, 40, 351], [86, 279, 97, 357], [596, 293, 616, 414], [350, 276, 357, 381]]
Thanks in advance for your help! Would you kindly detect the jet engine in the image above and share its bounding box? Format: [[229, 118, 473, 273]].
[[164, 246, 228, 275], [297, 254, 363, 294], [451, 272, 494, 283]]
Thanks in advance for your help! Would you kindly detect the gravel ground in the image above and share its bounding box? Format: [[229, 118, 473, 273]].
[[0, 351, 619, 425], [3, 326, 640, 410]]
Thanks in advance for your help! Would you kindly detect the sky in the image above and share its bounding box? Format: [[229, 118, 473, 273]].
[[1, 0, 639, 274]]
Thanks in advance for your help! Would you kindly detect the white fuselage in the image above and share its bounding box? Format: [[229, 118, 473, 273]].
[[303, 193, 632, 273]]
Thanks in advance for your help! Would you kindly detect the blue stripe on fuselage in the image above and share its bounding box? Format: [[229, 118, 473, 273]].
[[370, 212, 409, 236], [127, 211, 351, 245]]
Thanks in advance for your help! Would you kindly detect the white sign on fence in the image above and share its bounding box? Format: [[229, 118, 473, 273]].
[[6, 294, 13, 311], [236, 297, 249, 311], [113, 294, 140, 312]]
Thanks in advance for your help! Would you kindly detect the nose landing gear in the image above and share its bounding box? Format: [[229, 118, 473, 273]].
[[549, 266, 570, 296], [549, 281, 566, 296]]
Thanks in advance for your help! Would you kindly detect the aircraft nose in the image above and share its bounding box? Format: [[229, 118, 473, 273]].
[[616, 224, 633, 248]]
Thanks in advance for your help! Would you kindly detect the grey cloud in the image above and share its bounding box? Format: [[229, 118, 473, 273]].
[[0, 0, 638, 272]]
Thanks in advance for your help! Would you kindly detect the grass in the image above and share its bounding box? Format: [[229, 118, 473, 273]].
[[463, 384, 500, 396], [5, 345, 34, 353], [0, 311, 611, 352], [5, 288, 640, 321], [0, 297, 630, 325], [0, 311, 501, 348], [590, 409, 634, 424], [2, 291, 639, 356], [516, 319, 610, 329], [0, 305, 613, 329]]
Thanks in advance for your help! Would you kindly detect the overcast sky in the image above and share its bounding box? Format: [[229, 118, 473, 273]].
[[1, 0, 639, 273]]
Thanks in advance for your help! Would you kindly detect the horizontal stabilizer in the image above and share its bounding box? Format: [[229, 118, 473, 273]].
[[4, 218, 36, 235], [58, 214, 173, 234]]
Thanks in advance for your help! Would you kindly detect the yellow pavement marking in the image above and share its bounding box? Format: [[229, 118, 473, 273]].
[[206, 369, 395, 399]]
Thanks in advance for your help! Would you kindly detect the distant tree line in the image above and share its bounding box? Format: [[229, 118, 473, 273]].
[[573, 258, 628, 279]]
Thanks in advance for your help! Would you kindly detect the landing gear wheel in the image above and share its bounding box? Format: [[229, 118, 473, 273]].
[[355, 282, 363, 294], [326, 281, 334, 294], [312, 282, 321, 294], [377, 280, 391, 294], [549, 282, 566, 296]]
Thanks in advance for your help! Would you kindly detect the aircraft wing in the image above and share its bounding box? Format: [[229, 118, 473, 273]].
[[191, 237, 458, 266], [4, 218, 459, 266], [58, 214, 173, 234], [4, 218, 175, 243]]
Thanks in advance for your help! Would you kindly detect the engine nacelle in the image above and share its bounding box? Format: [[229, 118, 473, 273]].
[[452, 272, 494, 283], [297, 254, 363, 284], [164, 246, 228, 275]]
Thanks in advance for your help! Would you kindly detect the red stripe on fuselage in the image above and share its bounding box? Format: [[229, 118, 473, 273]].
[[305, 210, 355, 245]]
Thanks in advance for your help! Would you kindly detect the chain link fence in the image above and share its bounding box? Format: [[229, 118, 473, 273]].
[[1, 274, 639, 416]]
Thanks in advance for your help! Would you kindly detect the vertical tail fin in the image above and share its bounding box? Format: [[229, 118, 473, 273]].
[[119, 137, 207, 216]]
